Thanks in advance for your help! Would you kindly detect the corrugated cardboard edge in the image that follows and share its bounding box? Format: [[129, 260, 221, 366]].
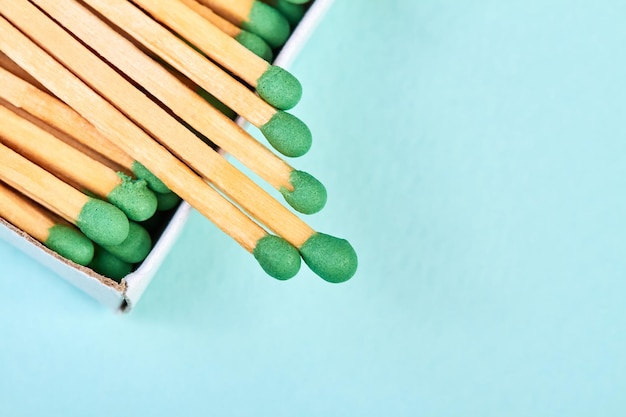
[[0, 0, 334, 312]]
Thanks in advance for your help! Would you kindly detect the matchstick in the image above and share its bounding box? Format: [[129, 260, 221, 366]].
[[0, 104, 158, 222], [130, 0, 300, 109], [0, 142, 129, 247], [0, 13, 302, 280], [0, 181, 94, 266], [192, 0, 291, 48], [0, 51, 47, 92], [155, 191, 182, 212], [0, 97, 128, 175], [80, 0, 312, 158], [35, 0, 325, 214], [263, 0, 306, 27], [99, 222, 152, 264], [0, 66, 170, 194], [179, 0, 273, 61], [0, 5, 357, 283], [88, 246, 133, 281], [6, 1, 311, 243]]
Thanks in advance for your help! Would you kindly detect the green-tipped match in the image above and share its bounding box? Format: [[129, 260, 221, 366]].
[[260, 111, 312, 157], [76, 198, 129, 247], [253, 234, 301, 280], [275, 0, 306, 26], [131, 161, 170, 194], [45, 224, 94, 266], [107, 173, 158, 222], [256, 66, 302, 110], [235, 30, 273, 62], [101, 222, 152, 264], [283, 0, 310, 4], [244, 1, 291, 48], [89, 246, 133, 282], [156, 191, 181, 212], [299, 233, 358, 283], [280, 170, 327, 214]]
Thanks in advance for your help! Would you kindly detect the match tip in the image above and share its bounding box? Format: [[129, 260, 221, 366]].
[[300, 233, 358, 283], [131, 161, 170, 194], [77, 198, 129, 247], [235, 30, 273, 62], [89, 246, 133, 281], [245, 1, 291, 48], [108, 174, 158, 222], [156, 191, 181, 212], [256, 66, 302, 110], [45, 224, 95, 266], [280, 170, 327, 214], [253, 234, 301, 280], [260, 111, 312, 157], [275, 0, 306, 26], [101, 222, 152, 264]]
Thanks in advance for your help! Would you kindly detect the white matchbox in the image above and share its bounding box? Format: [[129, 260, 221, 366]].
[[0, 0, 334, 312]]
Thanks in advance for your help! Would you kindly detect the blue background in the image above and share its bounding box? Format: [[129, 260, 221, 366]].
[[1, 0, 625, 415]]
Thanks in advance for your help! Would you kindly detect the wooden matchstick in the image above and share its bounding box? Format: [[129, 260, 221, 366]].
[[262, 0, 306, 27], [192, 0, 291, 48], [0, 1, 357, 282], [0, 12, 302, 280], [80, 0, 312, 158], [131, 0, 299, 107], [179, 0, 247, 36], [34, 0, 325, 214], [0, 181, 95, 266], [0, 51, 48, 92], [0, 97, 128, 175], [5, 0, 313, 244], [0, 142, 129, 247], [0, 104, 158, 222], [0, 66, 170, 194], [178, 0, 273, 61]]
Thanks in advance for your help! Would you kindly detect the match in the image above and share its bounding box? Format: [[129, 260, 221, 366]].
[[0, 181, 94, 266]]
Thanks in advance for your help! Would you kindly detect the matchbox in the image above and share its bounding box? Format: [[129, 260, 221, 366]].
[[0, 0, 334, 312]]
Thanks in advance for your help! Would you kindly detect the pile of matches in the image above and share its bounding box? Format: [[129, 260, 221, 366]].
[[0, 0, 357, 283]]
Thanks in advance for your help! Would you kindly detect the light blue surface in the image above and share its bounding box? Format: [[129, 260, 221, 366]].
[[1, 1, 626, 415]]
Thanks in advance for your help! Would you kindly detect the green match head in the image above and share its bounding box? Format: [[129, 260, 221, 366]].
[[275, 0, 306, 26], [253, 234, 301, 280], [280, 170, 327, 214], [101, 221, 152, 264], [131, 161, 170, 194], [156, 191, 181, 212], [235, 30, 273, 62], [256, 65, 302, 110], [244, 1, 291, 48], [45, 224, 94, 266], [260, 111, 312, 157], [282, 0, 310, 4], [89, 246, 133, 282], [107, 173, 158, 222], [77, 198, 129, 247], [299, 233, 358, 283]]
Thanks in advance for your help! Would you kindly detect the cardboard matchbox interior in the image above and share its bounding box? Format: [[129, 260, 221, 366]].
[[0, 0, 334, 312]]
